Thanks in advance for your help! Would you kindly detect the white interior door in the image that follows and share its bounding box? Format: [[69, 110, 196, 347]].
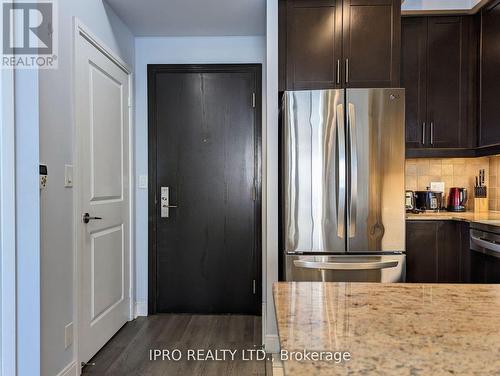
[[75, 30, 130, 365]]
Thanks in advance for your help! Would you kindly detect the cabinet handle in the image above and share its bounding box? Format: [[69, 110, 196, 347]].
[[430, 122, 434, 145], [422, 122, 426, 145], [336, 60, 340, 85], [345, 58, 349, 84]]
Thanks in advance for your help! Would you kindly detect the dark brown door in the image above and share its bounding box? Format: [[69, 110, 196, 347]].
[[342, 0, 400, 88], [426, 17, 468, 148], [285, 0, 342, 90], [401, 17, 428, 148], [480, 0, 500, 146], [148, 65, 261, 314]]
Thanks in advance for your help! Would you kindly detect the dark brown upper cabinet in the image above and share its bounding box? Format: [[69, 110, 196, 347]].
[[402, 16, 476, 153], [284, 0, 342, 90], [480, 1, 500, 147], [342, 0, 400, 88], [401, 17, 427, 149], [279, 0, 401, 90]]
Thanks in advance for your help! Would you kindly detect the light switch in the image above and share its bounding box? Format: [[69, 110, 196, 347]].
[[64, 165, 73, 187], [138, 175, 148, 189], [65, 322, 73, 349]]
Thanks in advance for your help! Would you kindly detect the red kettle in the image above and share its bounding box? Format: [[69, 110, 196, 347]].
[[447, 187, 468, 212]]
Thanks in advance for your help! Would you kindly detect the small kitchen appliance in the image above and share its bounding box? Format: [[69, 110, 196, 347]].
[[405, 190, 415, 211], [447, 187, 468, 212], [414, 190, 443, 211]]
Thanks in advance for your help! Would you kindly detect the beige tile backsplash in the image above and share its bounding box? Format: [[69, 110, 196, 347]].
[[405, 157, 491, 210], [488, 156, 500, 210]]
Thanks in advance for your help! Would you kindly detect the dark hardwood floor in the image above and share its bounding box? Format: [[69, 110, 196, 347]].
[[82, 315, 268, 376]]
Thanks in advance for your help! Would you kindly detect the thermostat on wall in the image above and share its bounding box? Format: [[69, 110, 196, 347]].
[[40, 164, 48, 190]]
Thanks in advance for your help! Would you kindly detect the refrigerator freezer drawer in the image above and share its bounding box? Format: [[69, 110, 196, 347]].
[[285, 254, 406, 282]]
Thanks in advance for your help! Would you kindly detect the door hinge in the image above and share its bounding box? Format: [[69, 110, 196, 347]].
[[252, 184, 257, 201], [253, 279, 256, 294], [251, 92, 256, 108], [81, 362, 96, 368]]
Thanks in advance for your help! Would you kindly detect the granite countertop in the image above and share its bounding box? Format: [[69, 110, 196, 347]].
[[273, 282, 500, 375], [406, 210, 500, 227]]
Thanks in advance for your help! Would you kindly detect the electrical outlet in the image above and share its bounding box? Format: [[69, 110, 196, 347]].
[[65, 322, 73, 349]]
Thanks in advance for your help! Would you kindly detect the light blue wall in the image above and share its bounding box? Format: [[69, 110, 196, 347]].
[[134, 35, 266, 309], [0, 65, 16, 376], [38, 2, 134, 375], [16, 68, 40, 376], [402, 0, 476, 11]]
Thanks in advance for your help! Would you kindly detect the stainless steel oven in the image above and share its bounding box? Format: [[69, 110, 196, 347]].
[[470, 223, 500, 283]]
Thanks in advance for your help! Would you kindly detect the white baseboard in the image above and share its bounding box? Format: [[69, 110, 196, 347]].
[[134, 300, 148, 317], [57, 361, 78, 376], [265, 334, 280, 354], [262, 302, 280, 354]]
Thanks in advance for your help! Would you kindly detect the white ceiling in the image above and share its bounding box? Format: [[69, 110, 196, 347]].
[[104, 0, 266, 37], [106, 0, 487, 37]]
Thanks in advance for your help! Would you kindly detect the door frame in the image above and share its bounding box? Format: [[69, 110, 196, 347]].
[[147, 64, 262, 314], [73, 19, 134, 371]]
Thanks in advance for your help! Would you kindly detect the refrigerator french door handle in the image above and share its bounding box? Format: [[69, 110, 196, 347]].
[[336, 60, 340, 85], [345, 59, 349, 84], [347, 103, 357, 238], [336, 103, 346, 238]]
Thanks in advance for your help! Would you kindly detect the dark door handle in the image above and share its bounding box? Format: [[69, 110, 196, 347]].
[[82, 213, 102, 224]]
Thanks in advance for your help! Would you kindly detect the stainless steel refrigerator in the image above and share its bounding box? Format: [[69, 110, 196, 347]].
[[283, 88, 406, 282]]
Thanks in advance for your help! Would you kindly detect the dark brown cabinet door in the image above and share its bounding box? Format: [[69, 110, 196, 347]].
[[401, 17, 427, 148], [285, 0, 342, 90], [402, 15, 477, 154], [426, 17, 469, 148], [437, 221, 461, 282], [407, 220, 464, 283], [406, 221, 438, 283], [342, 0, 400, 88], [459, 221, 471, 283], [480, 1, 500, 146], [279, 0, 401, 90]]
